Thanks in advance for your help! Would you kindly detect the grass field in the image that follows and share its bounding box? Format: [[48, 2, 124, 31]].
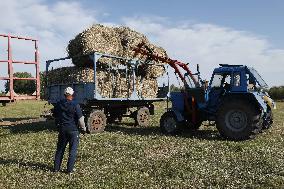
[[0, 100, 284, 188]]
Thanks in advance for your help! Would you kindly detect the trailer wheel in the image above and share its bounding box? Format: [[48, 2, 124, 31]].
[[216, 99, 261, 141], [87, 110, 106, 134], [135, 107, 150, 127], [160, 111, 181, 135]]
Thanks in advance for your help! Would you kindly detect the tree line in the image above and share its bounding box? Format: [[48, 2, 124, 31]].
[[2, 72, 284, 101], [268, 86, 284, 101], [2, 72, 45, 98]]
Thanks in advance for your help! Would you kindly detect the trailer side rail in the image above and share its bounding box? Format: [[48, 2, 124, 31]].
[[46, 52, 167, 104]]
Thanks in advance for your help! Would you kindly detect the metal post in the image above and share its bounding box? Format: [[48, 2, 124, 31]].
[[93, 53, 97, 98], [45, 61, 49, 99], [7, 35, 14, 101], [167, 65, 170, 111], [35, 40, 40, 100], [132, 63, 136, 95], [126, 62, 128, 98], [109, 62, 112, 98]]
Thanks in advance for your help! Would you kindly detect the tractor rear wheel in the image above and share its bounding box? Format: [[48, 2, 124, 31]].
[[216, 99, 261, 141], [87, 110, 107, 134], [160, 111, 182, 135]]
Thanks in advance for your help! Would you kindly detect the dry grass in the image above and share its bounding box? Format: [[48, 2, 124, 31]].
[[0, 101, 283, 188]]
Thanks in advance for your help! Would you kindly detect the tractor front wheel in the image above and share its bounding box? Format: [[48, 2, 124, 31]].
[[216, 99, 261, 141], [160, 111, 182, 135]]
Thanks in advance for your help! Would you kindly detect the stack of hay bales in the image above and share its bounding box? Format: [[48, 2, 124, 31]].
[[47, 67, 158, 98], [48, 24, 167, 98]]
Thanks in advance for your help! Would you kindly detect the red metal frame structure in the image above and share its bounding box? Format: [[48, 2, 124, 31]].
[[0, 34, 40, 103], [133, 42, 199, 87], [133, 42, 200, 124]]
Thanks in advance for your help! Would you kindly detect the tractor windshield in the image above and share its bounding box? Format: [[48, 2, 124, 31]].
[[248, 67, 268, 88]]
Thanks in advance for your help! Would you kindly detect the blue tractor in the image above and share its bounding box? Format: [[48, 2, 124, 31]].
[[133, 43, 275, 140], [160, 64, 275, 140]]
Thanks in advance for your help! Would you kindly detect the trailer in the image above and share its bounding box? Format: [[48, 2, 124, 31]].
[[0, 34, 40, 105], [45, 52, 168, 133]]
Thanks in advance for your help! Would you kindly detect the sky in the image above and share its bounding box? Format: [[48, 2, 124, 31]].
[[0, 0, 284, 89]]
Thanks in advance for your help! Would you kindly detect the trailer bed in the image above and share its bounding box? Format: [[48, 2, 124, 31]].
[[45, 52, 168, 133]]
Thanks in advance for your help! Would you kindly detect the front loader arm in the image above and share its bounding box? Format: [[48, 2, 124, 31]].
[[133, 42, 199, 87], [133, 43, 199, 124]]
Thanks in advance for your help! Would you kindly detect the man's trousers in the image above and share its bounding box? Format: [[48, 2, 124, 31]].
[[54, 130, 79, 172]]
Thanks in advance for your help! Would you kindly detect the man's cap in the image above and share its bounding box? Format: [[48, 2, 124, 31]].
[[64, 87, 74, 96]]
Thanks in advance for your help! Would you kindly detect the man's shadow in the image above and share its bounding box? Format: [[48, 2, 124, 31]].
[[0, 157, 53, 172], [106, 122, 222, 141], [1, 119, 57, 135]]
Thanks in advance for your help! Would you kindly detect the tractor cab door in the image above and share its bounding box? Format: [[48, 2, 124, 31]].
[[206, 72, 232, 111]]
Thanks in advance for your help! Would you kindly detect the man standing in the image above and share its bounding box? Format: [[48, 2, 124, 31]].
[[53, 87, 86, 173]]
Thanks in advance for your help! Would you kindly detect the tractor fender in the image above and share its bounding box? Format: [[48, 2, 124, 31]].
[[170, 108, 185, 122], [219, 92, 267, 114], [251, 92, 268, 113]]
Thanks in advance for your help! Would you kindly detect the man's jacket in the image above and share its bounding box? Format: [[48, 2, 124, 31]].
[[53, 99, 84, 132]]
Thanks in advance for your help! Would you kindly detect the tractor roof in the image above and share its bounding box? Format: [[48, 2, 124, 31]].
[[214, 64, 247, 73]]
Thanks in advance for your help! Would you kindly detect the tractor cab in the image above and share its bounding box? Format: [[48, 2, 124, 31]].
[[208, 64, 268, 92], [206, 64, 269, 112]]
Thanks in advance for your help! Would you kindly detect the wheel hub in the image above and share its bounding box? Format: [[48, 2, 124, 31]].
[[164, 117, 177, 133], [92, 114, 103, 130], [139, 112, 148, 124], [136, 108, 150, 127], [225, 110, 247, 131]]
